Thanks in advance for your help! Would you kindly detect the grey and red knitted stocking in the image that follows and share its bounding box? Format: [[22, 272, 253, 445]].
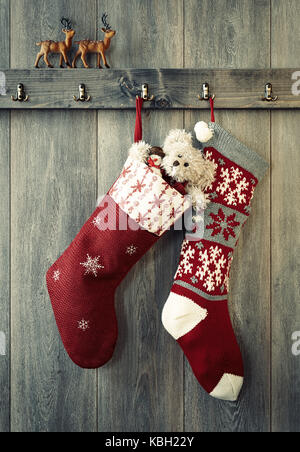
[[162, 121, 268, 401]]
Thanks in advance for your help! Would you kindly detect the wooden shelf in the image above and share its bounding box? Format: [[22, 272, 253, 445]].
[[0, 68, 300, 109]]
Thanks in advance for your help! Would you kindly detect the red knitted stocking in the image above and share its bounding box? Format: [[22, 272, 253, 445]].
[[162, 123, 268, 401], [47, 99, 189, 368]]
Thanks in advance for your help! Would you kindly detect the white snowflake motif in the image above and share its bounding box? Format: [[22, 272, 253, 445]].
[[126, 245, 138, 256], [53, 270, 60, 282], [175, 241, 195, 278], [92, 215, 102, 229], [78, 319, 89, 331], [205, 150, 215, 164], [80, 254, 104, 277], [217, 166, 250, 206], [195, 245, 227, 292]]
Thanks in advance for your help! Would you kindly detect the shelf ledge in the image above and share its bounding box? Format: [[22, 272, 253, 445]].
[[0, 68, 300, 110]]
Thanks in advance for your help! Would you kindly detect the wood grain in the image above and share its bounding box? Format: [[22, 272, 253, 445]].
[[10, 0, 98, 432], [270, 111, 300, 432], [271, 0, 300, 432], [0, 0, 298, 433], [183, 0, 271, 432], [97, 0, 185, 432], [11, 0, 97, 69], [0, 0, 10, 433], [185, 0, 270, 69], [97, 0, 184, 69], [10, 110, 98, 432], [0, 111, 10, 433], [0, 68, 299, 109]]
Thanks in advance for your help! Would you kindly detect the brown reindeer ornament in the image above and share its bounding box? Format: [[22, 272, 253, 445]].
[[35, 18, 75, 68], [72, 14, 116, 69]]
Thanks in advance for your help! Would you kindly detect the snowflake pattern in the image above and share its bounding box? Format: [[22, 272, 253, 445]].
[[205, 150, 216, 164], [175, 241, 195, 278], [126, 245, 137, 255], [204, 147, 257, 214], [217, 166, 250, 206], [174, 238, 234, 295], [109, 157, 189, 236], [92, 215, 102, 228], [53, 270, 60, 281], [131, 180, 146, 194], [206, 208, 240, 241], [195, 245, 228, 292], [148, 194, 166, 210], [209, 192, 218, 200], [80, 254, 104, 277], [78, 319, 89, 331]]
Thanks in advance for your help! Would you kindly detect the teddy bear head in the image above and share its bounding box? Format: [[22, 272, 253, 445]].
[[162, 129, 215, 190]]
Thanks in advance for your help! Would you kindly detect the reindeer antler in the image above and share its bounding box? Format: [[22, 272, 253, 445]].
[[101, 13, 112, 30], [61, 17, 72, 30]]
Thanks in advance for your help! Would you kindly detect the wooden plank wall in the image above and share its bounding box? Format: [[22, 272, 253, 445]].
[[10, 0, 98, 432], [0, 0, 299, 432], [0, 0, 10, 434], [271, 0, 300, 432]]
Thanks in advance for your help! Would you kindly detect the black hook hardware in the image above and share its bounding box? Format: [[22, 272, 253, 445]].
[[11, 83, 29, 102]]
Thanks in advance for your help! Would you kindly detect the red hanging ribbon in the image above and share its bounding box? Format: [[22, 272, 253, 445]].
[[209, 97, 215, 123], [134, 97, 144, 142]]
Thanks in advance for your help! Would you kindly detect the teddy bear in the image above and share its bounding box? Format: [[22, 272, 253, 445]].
[[128, 127, 216, 211], [161, 129, 216, 209]]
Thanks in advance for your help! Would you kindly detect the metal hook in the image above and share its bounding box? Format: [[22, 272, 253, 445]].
[[137, 83, 154, 101], [11, 83, 29, 102], [198, 82, 215, 101], [73, 84, 91, 102], [262, 82, 278, 102]]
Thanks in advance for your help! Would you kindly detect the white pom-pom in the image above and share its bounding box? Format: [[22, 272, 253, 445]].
[[194, 121, 213, 143]]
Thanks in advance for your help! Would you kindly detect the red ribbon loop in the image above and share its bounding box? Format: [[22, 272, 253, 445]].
[[210, 97, 215, 123], [134, 97, 144, 142]]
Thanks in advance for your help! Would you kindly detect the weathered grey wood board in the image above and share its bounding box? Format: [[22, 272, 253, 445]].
[[0, 0, 299, 433], [0, 68, 300, 109], [10, 0, 98, 432], [0, 0, 10, 433], [271, 0, 300, 432]]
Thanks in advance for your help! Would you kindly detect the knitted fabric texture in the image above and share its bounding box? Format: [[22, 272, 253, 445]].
[[47, 154, 189, 369], [162, 123, 268, 401]]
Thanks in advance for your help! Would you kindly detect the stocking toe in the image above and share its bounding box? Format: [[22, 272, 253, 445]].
[[210, 373, 243, 401]]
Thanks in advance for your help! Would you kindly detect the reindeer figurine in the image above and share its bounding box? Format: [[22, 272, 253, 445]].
[[34, 18, 75, 68], [72, 14, 116, 69]]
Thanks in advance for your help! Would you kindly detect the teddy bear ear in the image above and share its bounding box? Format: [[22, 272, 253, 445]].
[[194, 121, 214, 143], [164, 129, 193, 149]]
